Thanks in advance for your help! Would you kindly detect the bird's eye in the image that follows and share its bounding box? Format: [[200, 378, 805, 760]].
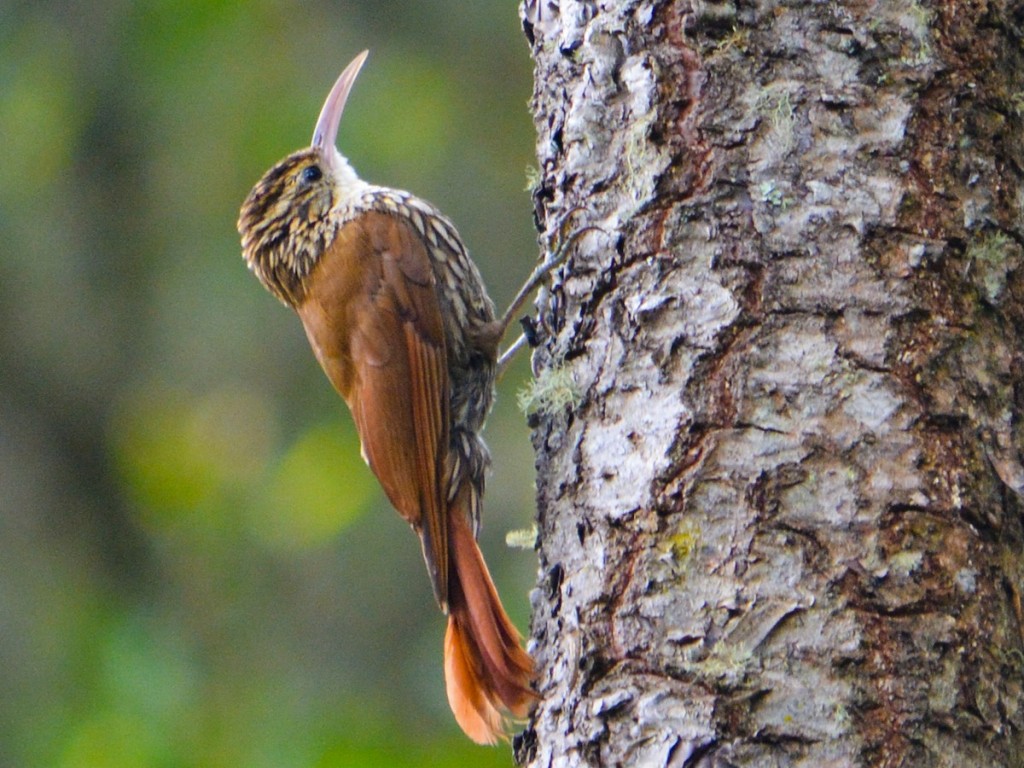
[[300, 165, 323, 184]]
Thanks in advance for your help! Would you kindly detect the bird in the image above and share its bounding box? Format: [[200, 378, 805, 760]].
[[237, 50, 546, 744]]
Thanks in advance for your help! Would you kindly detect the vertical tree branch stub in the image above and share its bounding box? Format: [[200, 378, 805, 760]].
[[521, 2, 1024, 767]]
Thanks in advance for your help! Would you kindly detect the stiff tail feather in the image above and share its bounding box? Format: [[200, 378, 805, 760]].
[[443, 506, 535, 744]]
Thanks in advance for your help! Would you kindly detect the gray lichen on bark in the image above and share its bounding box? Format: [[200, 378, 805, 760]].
[[518, 1, 1024, 767]]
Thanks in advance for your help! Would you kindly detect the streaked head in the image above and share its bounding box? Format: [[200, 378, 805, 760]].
[[238, 51, 369, 305]]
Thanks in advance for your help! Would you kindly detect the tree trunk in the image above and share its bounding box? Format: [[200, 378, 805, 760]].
[[515, 2, 1024, 766]]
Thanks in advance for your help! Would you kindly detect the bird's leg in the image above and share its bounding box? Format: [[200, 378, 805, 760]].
[[496, 209, 603, 378], [496, 332, 530, 373], [496, 208, 594, 337]]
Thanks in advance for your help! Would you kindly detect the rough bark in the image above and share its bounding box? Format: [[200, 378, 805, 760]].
[[516, 2, 1024, 766]]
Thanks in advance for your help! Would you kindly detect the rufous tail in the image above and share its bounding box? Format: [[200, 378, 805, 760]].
[[444, 505, 535, 744]]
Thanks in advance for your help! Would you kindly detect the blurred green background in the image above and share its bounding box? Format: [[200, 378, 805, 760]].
[[0, 1, 540, 765]]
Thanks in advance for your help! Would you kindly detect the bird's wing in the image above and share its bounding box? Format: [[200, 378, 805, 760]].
[[297, 210, 450, 608]]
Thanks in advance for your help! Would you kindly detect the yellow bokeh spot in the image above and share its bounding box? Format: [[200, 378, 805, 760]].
[[108, 383, 277, 531], [59, 712, 160, 768], [251, 423, 375, 552]]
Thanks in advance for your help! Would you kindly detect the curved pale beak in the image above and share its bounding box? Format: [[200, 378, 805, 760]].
[[311, 50, 369, 168]]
